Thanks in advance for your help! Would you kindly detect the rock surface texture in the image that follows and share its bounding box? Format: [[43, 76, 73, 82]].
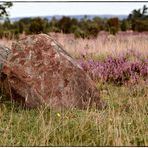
[[0, 45, 11, 70], [0, 45, 11, 96], [2, 34, 106, 110]]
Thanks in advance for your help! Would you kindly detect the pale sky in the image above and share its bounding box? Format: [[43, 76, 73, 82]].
[[7, 2, 148, 18]]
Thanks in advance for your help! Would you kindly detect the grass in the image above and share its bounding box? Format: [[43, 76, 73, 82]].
[[49, 32, 148, 58], [0, 32, 148, 146], [0, 82, 147, 146], [1, 32, 148, 58]]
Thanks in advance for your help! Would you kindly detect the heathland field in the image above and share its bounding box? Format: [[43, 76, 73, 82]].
[[0, 32, 148, 146]]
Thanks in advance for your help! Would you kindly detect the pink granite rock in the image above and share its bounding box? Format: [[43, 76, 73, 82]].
[[2, 34, 106, 110], [0, 45, 11, 97]]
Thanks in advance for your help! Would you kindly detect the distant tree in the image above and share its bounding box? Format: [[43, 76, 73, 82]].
[[17, 18, 33, 34], [48, 17, 60, 32], [0, 2, 13, 19], [13, 21, 24, 34], [87, 22, 100, 38], [58, 16, 73, 33], [120, 19, 131, 31], [93, 17, 106, 30], [132, 19, 148, 31], [28, 17, 45, 34], [19, 18, 33, 25], [142, 5, 148, 16], [107, 17, 119, 34], [128, 5, 148, 20], [3, 18, 11, 29], [18, 21, 24, 34], [133, 9, 142, 18], [128, 5, 148, 31]]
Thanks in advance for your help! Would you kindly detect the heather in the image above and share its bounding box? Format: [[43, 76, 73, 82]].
[[79, 50, 148, 85]]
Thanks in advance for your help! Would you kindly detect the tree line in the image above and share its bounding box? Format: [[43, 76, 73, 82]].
[[1, 2, 148, 39]]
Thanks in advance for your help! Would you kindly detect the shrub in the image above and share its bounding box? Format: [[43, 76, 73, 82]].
[[28, 17, 45, 34], [79, 51, 148, 85], [107, 18, 119, 35]]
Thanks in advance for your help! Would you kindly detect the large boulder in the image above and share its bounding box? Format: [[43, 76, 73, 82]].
[[0, 45, 11, 96], [2, 34, 106, 110], [0, 45, 11, 71]]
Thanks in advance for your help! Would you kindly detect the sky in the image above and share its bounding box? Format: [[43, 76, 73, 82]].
[[7, 2, 148, 18]]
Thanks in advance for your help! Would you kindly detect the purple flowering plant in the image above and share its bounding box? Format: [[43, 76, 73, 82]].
[[79, 50, 148, 85]]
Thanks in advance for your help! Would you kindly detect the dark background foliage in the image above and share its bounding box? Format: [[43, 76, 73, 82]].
[[1, 3, 148, 39]]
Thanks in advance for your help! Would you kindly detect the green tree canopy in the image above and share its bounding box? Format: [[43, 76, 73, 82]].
[[128, 5, 148, 20], [0, 2, 13, 19]]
